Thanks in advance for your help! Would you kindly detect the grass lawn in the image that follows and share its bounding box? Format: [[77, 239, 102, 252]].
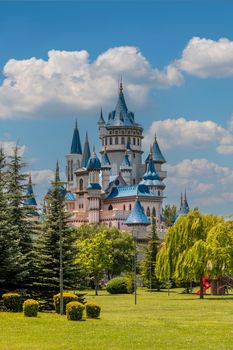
[[1, 289, 233, 350]]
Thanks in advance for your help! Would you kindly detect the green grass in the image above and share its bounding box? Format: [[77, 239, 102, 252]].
[[1, 289, 233, 350]]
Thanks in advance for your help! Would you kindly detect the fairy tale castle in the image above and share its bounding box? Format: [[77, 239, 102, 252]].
[[62, 82, 167, 235]]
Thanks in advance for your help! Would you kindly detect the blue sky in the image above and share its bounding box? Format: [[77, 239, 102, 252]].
[[1, 0, 233, 214]]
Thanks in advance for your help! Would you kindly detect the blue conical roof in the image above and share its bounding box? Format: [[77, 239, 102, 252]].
[[70, 120, 82, 154], [81, 131, 91, 168], [121, 152, 131, 167], [86, 148, 101, 170], [125, 200, 151, 226], [98, 108, 105, 125], [107, 82, 136, 127], [174, 191, 190, 221], [24, 174, 37, 206], [141, 151, 165, 188], [146, 135, 166, 164]]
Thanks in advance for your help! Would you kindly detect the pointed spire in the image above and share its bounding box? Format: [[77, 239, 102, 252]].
[[119, 76, 123, 94], [70, 120, 82, 154], [55, 160, 60, 183], [81, 131, 91, 168], [98, 107, 105, 124], [180, 192, 183, 210], [146, 134, 166, 164], [24, 173, 37, 206]]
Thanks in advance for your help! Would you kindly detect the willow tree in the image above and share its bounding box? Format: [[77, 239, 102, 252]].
[[156, 210, 223, 298]]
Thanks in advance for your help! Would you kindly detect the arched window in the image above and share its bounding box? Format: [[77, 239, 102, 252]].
[[146, 207, 150, 217], [115, 137, 118, 145], [108, 204, 113, 210], [158, 190, 160, 196], [127, 136, 130, 144], [105, 138, 108, 145], [152, 207, 156, 217], [123, 205, 126, 211], [79, 178, 83, 191], [121, 137, 125, 145], [133, 137, 136, 145], [110, 137, 112, 145], [133, 179, 136, 184], [129, 204, 132, 211], [137, 138, 140, 146]]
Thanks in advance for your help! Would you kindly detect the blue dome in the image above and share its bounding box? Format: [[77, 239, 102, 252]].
[[87, 149, 101, 170]]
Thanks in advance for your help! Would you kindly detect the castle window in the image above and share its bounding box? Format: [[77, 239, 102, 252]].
[[133, 138, 136, 145], [122, 130, 124, 135], [158, 190, 160, 196], [152, 207, 156, 217], [79, 178, 83, 191], [110, 137, 112, 145], [133, 179, 136, 184], [146, 207, 150, 217], [123, 205, 126, 211], [133, 153, 136, 159], [110, 131, 112, 135], [105, 138, 108, 145], [129, 204, 132, 211], [118, 222, 120, 229], [102, 139, 104, 146], [127, 136, 130, 144], [115, 137, 118, 145], [108, 204, 113, 210], [128, 131, 130, 135], [115, 130, 118, 134], [137, 138, 140, 145], [133, 131, 136, 135], [121, 137, 125, 145]]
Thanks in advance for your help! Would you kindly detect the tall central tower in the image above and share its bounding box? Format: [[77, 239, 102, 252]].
[[98, 82, 144, 184]]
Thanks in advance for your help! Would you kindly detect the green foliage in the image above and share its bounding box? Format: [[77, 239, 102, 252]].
[[163, 204, 177, 227], [140, 217, 160, 289], [53, 292, 79, 314], [2, 292, 22, 312], [106, 277, 132, 294], [85, 302, 101, 318], [23, 299, 39, 317], [66, 301, 85, 321]]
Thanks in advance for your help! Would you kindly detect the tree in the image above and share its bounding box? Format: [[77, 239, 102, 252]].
[[163, 204, 177, 227], [156, 210, 223, 298], [34, 175, 78, 297], [140, 216, 160, 289], [76, 230, 113, 295], [0, 148, 24, 291]]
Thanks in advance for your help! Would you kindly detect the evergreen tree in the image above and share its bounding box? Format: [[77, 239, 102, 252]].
[[0, 148, 24, 291], [163, 204, 177, 227], [34, 164, 78, 296], [140, 216, 160, 289], [6, 146, 35, 289]]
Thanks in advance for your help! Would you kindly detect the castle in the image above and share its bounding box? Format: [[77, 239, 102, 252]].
[[63, 82, 167, 237]]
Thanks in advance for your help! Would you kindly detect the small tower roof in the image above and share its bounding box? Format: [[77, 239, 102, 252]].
[[141, 147, 165, 188], [125, 199, 151, 226], [24, 173, 37, 206], [174, 191, 190, 221], [98, 107, 105, 125], [101, 147, 111, 167], [55, 160, 60, 183], [86, 147, 101, 170], [146, 134, 166, 164], [70, 120, 82, 154], [121, 151, 131, 167], [81, 131, 91, 168]]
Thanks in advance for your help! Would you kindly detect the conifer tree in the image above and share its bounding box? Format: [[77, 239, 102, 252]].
[[140, 216, 160, 289], [34, 163, 78, 296], [0, 148, 24, 290], [6, 146, 35, 289]]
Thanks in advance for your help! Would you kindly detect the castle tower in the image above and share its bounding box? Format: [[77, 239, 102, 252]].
[[66, 121, 82, 190], [86, 148, 102, 224], [25, 173, 37, 207], [99, 82, 143, 184], [101, 146, 111, 191], [120, 151, 132, 185], [146, 133, 167, 181], [81, 131, 91, 168]]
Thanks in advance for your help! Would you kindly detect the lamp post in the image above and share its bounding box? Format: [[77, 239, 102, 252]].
[[125, 199, 151, 305]]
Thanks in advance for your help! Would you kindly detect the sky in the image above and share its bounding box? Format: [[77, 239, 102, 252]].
[[1, 0, 233, 215]]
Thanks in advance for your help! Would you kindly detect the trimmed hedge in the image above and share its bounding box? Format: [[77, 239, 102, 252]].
[[23, 299, 39, 317], [106, 277, 132, 294], [2, 292, 22, 312], [85, 302, 101, 318], [53, 292, 79, 314], [66, 301, 85, 321]]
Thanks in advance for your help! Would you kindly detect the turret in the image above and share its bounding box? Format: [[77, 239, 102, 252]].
[[86, 148, 102, 224], [66, 120, 82, 190], [101, 146, 111, 191], [98, 107, 106, 138], [146, 133, 167, 180], [120, 150, 132, 185]]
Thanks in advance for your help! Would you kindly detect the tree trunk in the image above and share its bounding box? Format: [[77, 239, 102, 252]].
[[211, 279, 218, 295], [199, 277, 204, 299], [95, 278, 98, 296]]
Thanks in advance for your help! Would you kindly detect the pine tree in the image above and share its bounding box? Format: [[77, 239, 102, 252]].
[[6, 145, 40, 291], [140, 216, 160, 290], [34, 164, 78, 297], [0, 148, 24, 291]]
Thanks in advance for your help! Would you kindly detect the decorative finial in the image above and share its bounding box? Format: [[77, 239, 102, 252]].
[[75, 119, 78, 129], [85, 130, 88, 142], [149, 145, 153, 160], [180, 192, 183, 209], [119, 76, 123, 94], [154, 132, 157, 142], [55, 160, 60, 183], [184, 189, 187, 203]]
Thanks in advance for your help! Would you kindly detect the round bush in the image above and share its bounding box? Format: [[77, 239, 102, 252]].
[[106, 277, 131, 294], [85, 302, 101, 318], [2, 292, 22, 312], [23, 299, 39, 317], [53, 292, 79, 314], [66, 301, 85, 321]]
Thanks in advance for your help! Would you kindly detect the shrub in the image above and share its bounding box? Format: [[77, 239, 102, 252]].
[[85, 302, 101, 318], [106, 277, 132, 294], [53, 292, 79, 314], [23, 299, 39, 317], [66, 301, 85, 321], [2, 292, 22, 312]]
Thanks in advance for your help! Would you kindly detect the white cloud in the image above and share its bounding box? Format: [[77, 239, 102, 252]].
[[0, 47, 183, 119], [0, 141, 27, 157], [144, 117, 233, 154], [177, 36, 233, 78], [30, 169, 54, 185]]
